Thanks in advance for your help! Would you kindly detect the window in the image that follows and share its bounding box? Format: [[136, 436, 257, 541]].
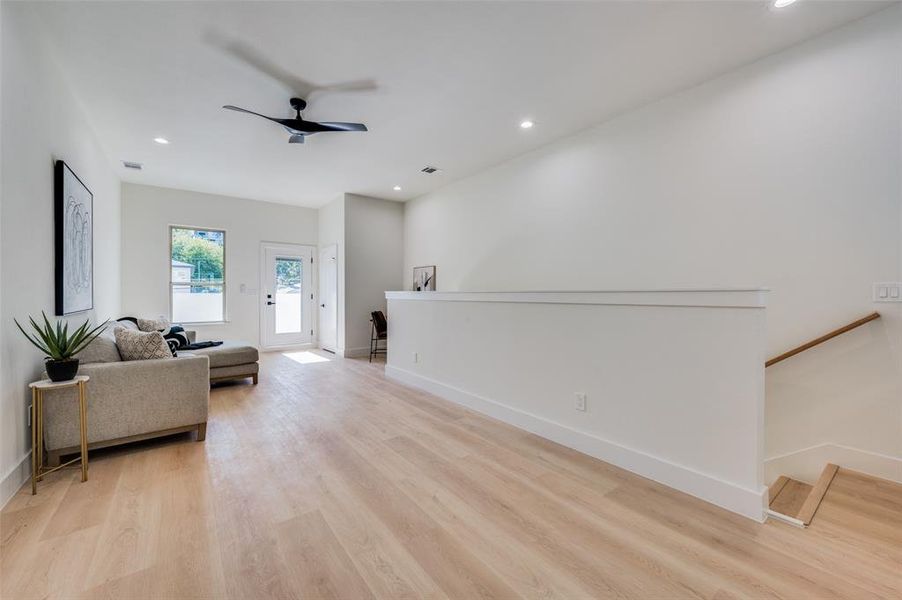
[[170, 226, 225, 323]]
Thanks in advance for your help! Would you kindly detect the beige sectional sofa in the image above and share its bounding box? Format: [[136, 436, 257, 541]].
[[40, 320, 261, 465], [41, 327, 210, 466]]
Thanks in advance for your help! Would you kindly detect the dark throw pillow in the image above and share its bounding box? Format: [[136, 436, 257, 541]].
[[160, 324, 190, 356]]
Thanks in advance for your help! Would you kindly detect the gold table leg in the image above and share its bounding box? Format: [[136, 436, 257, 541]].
[[30, 389, 37, 495], [30, 380, 89, 493], [79, 381, 88, 482], [36, 389, 44, 482]]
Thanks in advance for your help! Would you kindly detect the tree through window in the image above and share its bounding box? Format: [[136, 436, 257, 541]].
[[170, 226, 225, 322]]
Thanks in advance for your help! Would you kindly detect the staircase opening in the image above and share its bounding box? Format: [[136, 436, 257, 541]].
[[767, 464, 838, 527]]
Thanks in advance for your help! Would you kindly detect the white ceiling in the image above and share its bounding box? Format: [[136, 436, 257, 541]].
[[28, 1, 893, 208]]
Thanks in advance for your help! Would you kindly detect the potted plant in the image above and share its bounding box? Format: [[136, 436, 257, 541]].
[[14, 312, 109, 382]]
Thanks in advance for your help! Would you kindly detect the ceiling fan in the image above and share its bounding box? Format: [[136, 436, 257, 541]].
[[223, 97, 367, 144]]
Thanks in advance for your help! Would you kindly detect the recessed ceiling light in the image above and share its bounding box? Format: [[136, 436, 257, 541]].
[[520, 120, 534, 129], [773, 0, 797, 7], [393, 185, 402, 191], [153, 137, 170, 144]]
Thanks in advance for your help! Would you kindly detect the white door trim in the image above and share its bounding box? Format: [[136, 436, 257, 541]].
[[318, 244, 339, 352], [259, 242, 316, 350]]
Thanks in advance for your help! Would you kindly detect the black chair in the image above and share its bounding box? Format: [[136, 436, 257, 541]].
[[369, 310, 388, 362]]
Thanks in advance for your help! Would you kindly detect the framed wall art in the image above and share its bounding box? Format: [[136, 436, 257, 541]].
[[55, 160, 94, 314], [412, 265, 436, 291]]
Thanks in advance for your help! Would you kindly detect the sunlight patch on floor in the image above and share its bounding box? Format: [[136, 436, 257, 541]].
[[283, 351, 331, 364]]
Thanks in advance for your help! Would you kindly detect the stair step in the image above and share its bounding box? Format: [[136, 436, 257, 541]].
[[767, 463, 841, 526], [768, 475, 790, 504], [770, 478, 813, 518], [797, 463, 839, 525]]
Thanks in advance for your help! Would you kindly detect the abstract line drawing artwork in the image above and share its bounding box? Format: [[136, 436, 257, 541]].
[[412, 265, 436, 291], [55, 161, 94, 314]]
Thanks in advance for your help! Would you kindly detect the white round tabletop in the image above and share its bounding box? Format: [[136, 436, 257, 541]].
[[29, 375, 90, 389]]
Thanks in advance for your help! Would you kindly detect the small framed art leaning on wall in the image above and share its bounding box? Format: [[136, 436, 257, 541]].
[[55, 160, 94, 315], [413, 265, 436, 291]]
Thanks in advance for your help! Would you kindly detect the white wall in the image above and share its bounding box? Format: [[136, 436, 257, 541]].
[[318, 195, 346, 352], [387, 290, 768, 521], [318, 193, 404, 356], [1, 4, 121, 506], [403, 8, 902, 482], [120, 184, 318, 345], [344, 194, 404, 356]]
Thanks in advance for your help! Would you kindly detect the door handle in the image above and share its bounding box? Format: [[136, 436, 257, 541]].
[[267, 301, 276, 306]]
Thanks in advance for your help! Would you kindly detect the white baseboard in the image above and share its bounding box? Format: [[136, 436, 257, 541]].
[[766, 443, 902, 485], [1, 451, 31, 510], [341, 346, 372, 359], [261, 342, 316, 352], [386, 365, 767, 522], [320, 346, 370, 358]]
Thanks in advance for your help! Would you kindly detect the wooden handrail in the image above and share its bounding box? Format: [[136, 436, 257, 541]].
[[765, 312, 880, 367]]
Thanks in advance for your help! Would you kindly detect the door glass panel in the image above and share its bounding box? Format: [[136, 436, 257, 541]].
[[275, 257, 303, 334]]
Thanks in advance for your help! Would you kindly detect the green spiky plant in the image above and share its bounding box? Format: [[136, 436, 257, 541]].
[[14, 312, 109, 362]]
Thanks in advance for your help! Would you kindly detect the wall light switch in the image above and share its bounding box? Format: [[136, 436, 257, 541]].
[[873, 282, 902, 302]]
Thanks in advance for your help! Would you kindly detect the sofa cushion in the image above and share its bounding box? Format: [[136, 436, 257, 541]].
[[116, 318, 140, 331], [115, 327, 171, 361], [137, 317, 171, 332], [188, 341, 259, 368], [77, 327, 122, 363]]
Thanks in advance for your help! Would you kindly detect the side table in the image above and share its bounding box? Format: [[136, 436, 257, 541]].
[[28, 375, 89, 494]]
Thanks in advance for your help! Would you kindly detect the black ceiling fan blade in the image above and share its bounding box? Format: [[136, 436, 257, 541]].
[[318, 122, 368, 132], [317, 80, 378, 95], [222, 105, 281, 124], [223, 101, 367, 139], [207, 32, 378, 108], [207, 32, 317, 97], [275, 118, 310, 132]]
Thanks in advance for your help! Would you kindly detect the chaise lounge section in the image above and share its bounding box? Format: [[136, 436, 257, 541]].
[[184, 334, 259, 384]]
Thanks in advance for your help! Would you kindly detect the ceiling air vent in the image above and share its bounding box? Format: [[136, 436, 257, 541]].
[[420, 165, 441, 174], [122, 161, 143, 170]]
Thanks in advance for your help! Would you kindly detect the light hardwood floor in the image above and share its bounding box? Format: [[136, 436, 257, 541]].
[[2, 351, 900, 599]]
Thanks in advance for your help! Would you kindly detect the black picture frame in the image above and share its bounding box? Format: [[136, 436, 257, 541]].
[[54, 160, 94, 315]]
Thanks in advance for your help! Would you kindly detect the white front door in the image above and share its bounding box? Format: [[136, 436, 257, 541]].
[[261, 243, 314, 349], [318, 244, 338, 352]]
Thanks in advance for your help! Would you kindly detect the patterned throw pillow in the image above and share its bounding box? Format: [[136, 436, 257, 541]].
[[114, 327, 172, 361]]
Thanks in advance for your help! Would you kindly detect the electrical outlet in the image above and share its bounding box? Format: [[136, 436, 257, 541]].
[[413, 352, 419, 364], [575, 393, 587, 412]]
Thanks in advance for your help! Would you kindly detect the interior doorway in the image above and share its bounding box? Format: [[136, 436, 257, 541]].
[[318, 244, 338, 352]]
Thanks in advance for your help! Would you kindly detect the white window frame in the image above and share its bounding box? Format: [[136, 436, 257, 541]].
[[168, 225, 227, 324]]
